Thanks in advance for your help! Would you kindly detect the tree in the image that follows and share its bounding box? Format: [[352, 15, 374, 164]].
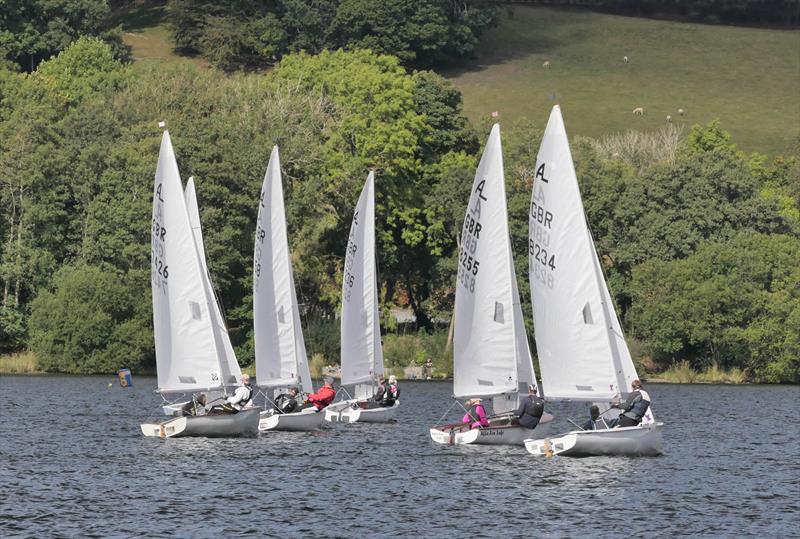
[[29, 264, 151, 373], [0, 0, 128, 72], [629, 232, 800, 382]]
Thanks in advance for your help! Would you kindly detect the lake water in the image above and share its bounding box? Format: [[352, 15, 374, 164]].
[[1, 376, 798, 538]]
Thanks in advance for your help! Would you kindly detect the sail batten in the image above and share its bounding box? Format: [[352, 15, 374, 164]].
[[341, 172, 383, 386], [253, 146, 313, 393]]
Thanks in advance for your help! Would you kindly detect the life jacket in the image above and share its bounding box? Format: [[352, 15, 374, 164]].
[[309, 386, 336, 409], [622, 389, 650, 421], [526, 395, 544, 419], [630, 389, 651, 420], [240, 384, 253, 406], [465, 404, 488, 426], [384, 384, 398, 404]]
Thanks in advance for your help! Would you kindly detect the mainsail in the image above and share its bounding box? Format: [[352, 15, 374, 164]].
[[453, 124, 535, 401], [151, 131, 238, 394], [340, 172, 384, 386], [184, 177, 242, 390], [529, 105, 640, 402], [253, 146, 313, 393]]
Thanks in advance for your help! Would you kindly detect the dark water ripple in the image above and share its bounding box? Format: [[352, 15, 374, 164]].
[[1, 376, 798, 538]]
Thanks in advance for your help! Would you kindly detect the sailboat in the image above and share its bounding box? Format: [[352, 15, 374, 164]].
[[429, 124, 552, 446], [324, 172, 398, 423], [141, 129, 260, 438], [253, 146, 322, 431], [524, 106, 663, 457]]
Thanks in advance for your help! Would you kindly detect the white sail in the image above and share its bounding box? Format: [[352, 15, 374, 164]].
[[151, 131, 234, 394], [253, 146, 313, 393], [529, 105, 632, 402], [340, 172, 383, 386], [184, 177, 243, 390], [454, 124, 533, 399]]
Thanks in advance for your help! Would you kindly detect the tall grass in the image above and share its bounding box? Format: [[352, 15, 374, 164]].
[[0, 351, 39, 374], [657, 360, 748, 383], [590, 124, 684, 170]]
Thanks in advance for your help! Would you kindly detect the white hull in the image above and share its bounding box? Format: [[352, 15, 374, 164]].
[[325, 399, 399, 423], [524, 422, 664, 457], [430, 413, 554, 446], [259, 407, 324, 431], [141, 408, 261, 438]]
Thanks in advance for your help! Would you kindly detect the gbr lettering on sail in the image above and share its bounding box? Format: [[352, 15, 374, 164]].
[[529, 162, 556, 289], [458, 178, 487, 293]]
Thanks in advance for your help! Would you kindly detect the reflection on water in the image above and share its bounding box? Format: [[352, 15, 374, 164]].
[[1, 376, 798, 537]]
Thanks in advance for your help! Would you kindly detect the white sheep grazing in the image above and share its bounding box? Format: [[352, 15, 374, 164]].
[[623, 55, 629, 64], [678, 108, 685, 116], [633, 107, 644, 115], [666, 115, 672, 123], [542, 60, 551, 69]]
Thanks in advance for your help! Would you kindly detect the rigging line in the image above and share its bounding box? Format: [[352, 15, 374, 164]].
[[433, 397, 460, 426]]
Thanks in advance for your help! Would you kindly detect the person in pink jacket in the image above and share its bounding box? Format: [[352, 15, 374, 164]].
[[463, 398, 490, 429]]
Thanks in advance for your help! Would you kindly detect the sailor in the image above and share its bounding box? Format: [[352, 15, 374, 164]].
[[513, 385, 545, 429], [463, 398, 489, 429], [610, 379, 651, 427], [383, 375, 399, 407], [304, 377, 337, 410], [581, 404, 601, 430], [373, 376, 387, 403], [274, 387, 300, 414], [226, 374, 254, 410]]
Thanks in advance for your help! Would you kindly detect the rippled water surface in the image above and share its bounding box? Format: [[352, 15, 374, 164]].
[[1, 376, 798, 538]]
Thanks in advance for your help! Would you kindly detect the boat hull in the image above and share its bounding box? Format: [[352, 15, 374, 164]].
[[430, 413, 554, 446], [259, 408, 324, 431], [524, 422, 663, 457], [141, 408, 261, 438], [324, 400, 399, 423]]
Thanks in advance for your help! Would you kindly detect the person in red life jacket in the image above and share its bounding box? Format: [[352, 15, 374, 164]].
[[304, 377, 337, 410], [462, 398, 489, 429]]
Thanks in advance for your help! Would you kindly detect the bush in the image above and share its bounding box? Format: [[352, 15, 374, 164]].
[[29, 264, 150, 374]]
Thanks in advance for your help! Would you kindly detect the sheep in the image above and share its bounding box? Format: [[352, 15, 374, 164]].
[[542, 60, 551, 69], [623, 55, 629, 64], [666, 115, 672, 123], [632, 107, 644, 115], [678, 108, 685, 116]]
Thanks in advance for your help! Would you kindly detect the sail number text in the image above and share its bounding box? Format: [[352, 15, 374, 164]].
[[151, 204, 169, 294], [343, 238, 357, 301]]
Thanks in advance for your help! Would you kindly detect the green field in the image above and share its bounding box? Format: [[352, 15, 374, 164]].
[[443, 7, 800, 156]]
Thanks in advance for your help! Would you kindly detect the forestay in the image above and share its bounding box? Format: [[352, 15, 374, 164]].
[[454, 124, 535, 401], [184, 178, 242, 390], [253, 146, 313, 393], [151, 131, 237, 394], [340, 172, 384, 386], [529, 106, 634, 402]]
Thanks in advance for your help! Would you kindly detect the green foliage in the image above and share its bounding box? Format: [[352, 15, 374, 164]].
[[0, 305, 27, 352], [382, 330, 450, 377], [164, 0, 498, 70], [0, 0, 129, 72], [629, 232, 800, 382], [29, 264, 151, 373]]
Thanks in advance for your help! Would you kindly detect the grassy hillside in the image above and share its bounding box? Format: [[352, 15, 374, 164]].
[[443, 7, 800, 156]]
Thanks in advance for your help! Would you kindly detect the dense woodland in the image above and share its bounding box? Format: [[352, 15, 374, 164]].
[[0, 4, 798, 382]]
